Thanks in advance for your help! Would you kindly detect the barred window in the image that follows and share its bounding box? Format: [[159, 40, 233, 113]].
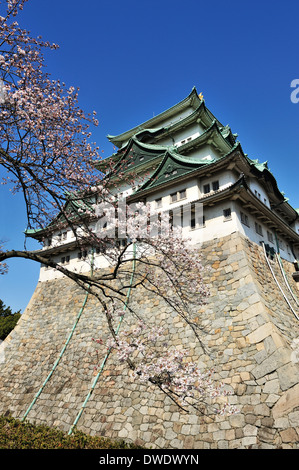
[[255, 222, 263, 236], [78, 250, 88, 260], [212, 180, 219, 191], [179, 189, 186, 199], [241, 211, 250, 227], [203, 183, 210, 194], [170, 189, 187, 203], [267, 231, 274, 243], [223, 208, 232, 220], [170, 192, 177, 203]]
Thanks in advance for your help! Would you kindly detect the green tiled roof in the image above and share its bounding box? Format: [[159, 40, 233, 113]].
[[102, 116, 238, 183], [27, 89, 299, 239], [137, 149, 211, 192], [177, 120, 234, 155], [107, 87, 204, 148], [25, 191, 97, 239]]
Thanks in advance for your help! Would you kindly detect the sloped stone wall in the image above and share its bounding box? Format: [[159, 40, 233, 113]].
[[0, 232, 299, 449]]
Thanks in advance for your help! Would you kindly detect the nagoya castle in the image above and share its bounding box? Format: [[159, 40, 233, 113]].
[[1, 87, 299, 449]]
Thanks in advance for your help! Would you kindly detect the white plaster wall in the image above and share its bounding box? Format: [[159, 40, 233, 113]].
[[248, 177, 270, 207], [38, 200, 298, 282], [146, 178, 200, 212], [155, 106, 194, 129], [155, 123, 204, 149], [234, 202, 265, 246], [234, 201, 296, 263], [42, 230, 71, 250], [187, 201, 239, 246], [152, 136, 174, 147], [199, 170, 237, 197], [39, 248, 112, 282], [38, 176, 299, 282], [185, 144, 222, 162], [111, 166, 154, 198], [173, 123, 203, 146]]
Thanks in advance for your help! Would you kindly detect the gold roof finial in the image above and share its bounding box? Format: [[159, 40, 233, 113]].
[[198, 92, 204, 100]]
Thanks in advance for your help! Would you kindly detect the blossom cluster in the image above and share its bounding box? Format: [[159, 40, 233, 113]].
[[94, 321, 238, 416], [0, 0, 99, 229]]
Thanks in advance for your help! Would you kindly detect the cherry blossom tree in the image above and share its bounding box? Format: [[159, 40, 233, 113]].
[[0, 0, 238, 417], [0, 0, 100, 228]]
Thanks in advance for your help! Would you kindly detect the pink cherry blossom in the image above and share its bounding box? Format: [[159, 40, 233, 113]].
[[0, 1, 238, 418]]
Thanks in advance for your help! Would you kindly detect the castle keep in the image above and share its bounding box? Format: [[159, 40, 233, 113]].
[[0, 88, 299, 448]]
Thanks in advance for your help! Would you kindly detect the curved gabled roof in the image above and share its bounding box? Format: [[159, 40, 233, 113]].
[[138, 148, 211, 191], [99, 115, 237, 177], [245, 155, 284, 200], [95, 135, 168, 173], [177, 120, 234, 156], [107, 87, 212, 148], [109, 136, 169, 177], [24, 191, 97, 240], [111, 99, 224, 150]]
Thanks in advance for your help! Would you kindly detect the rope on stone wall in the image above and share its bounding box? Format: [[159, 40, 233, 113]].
[[274, 231, 299, 308], [68, 242, 137, 436], [262, 242, 299, 321], [22, 249, 95, 422], [276, 253, 299, 307]]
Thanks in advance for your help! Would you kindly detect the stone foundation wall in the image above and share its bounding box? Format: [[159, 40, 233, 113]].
[[0, 232, 299, 449]]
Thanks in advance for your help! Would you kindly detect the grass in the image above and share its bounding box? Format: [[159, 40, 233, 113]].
[[0, 414, 143, 449]]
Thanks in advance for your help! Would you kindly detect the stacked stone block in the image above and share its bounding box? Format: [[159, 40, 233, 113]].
[[0, 232, 299, 448]]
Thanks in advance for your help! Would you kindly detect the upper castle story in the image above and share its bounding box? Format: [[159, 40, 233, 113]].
[[25, 87, 299, 281]]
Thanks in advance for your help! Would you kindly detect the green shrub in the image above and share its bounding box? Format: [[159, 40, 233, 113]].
[[0, 414, 142, 449], [0, 300, 21, 341]]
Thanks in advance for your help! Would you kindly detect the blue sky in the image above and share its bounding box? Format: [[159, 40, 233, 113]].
[[0, 0, 298, 313]]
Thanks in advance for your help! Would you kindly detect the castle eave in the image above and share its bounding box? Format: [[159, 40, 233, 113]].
[[235, 185, 299, 244], [34, 240, 79, 257]]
